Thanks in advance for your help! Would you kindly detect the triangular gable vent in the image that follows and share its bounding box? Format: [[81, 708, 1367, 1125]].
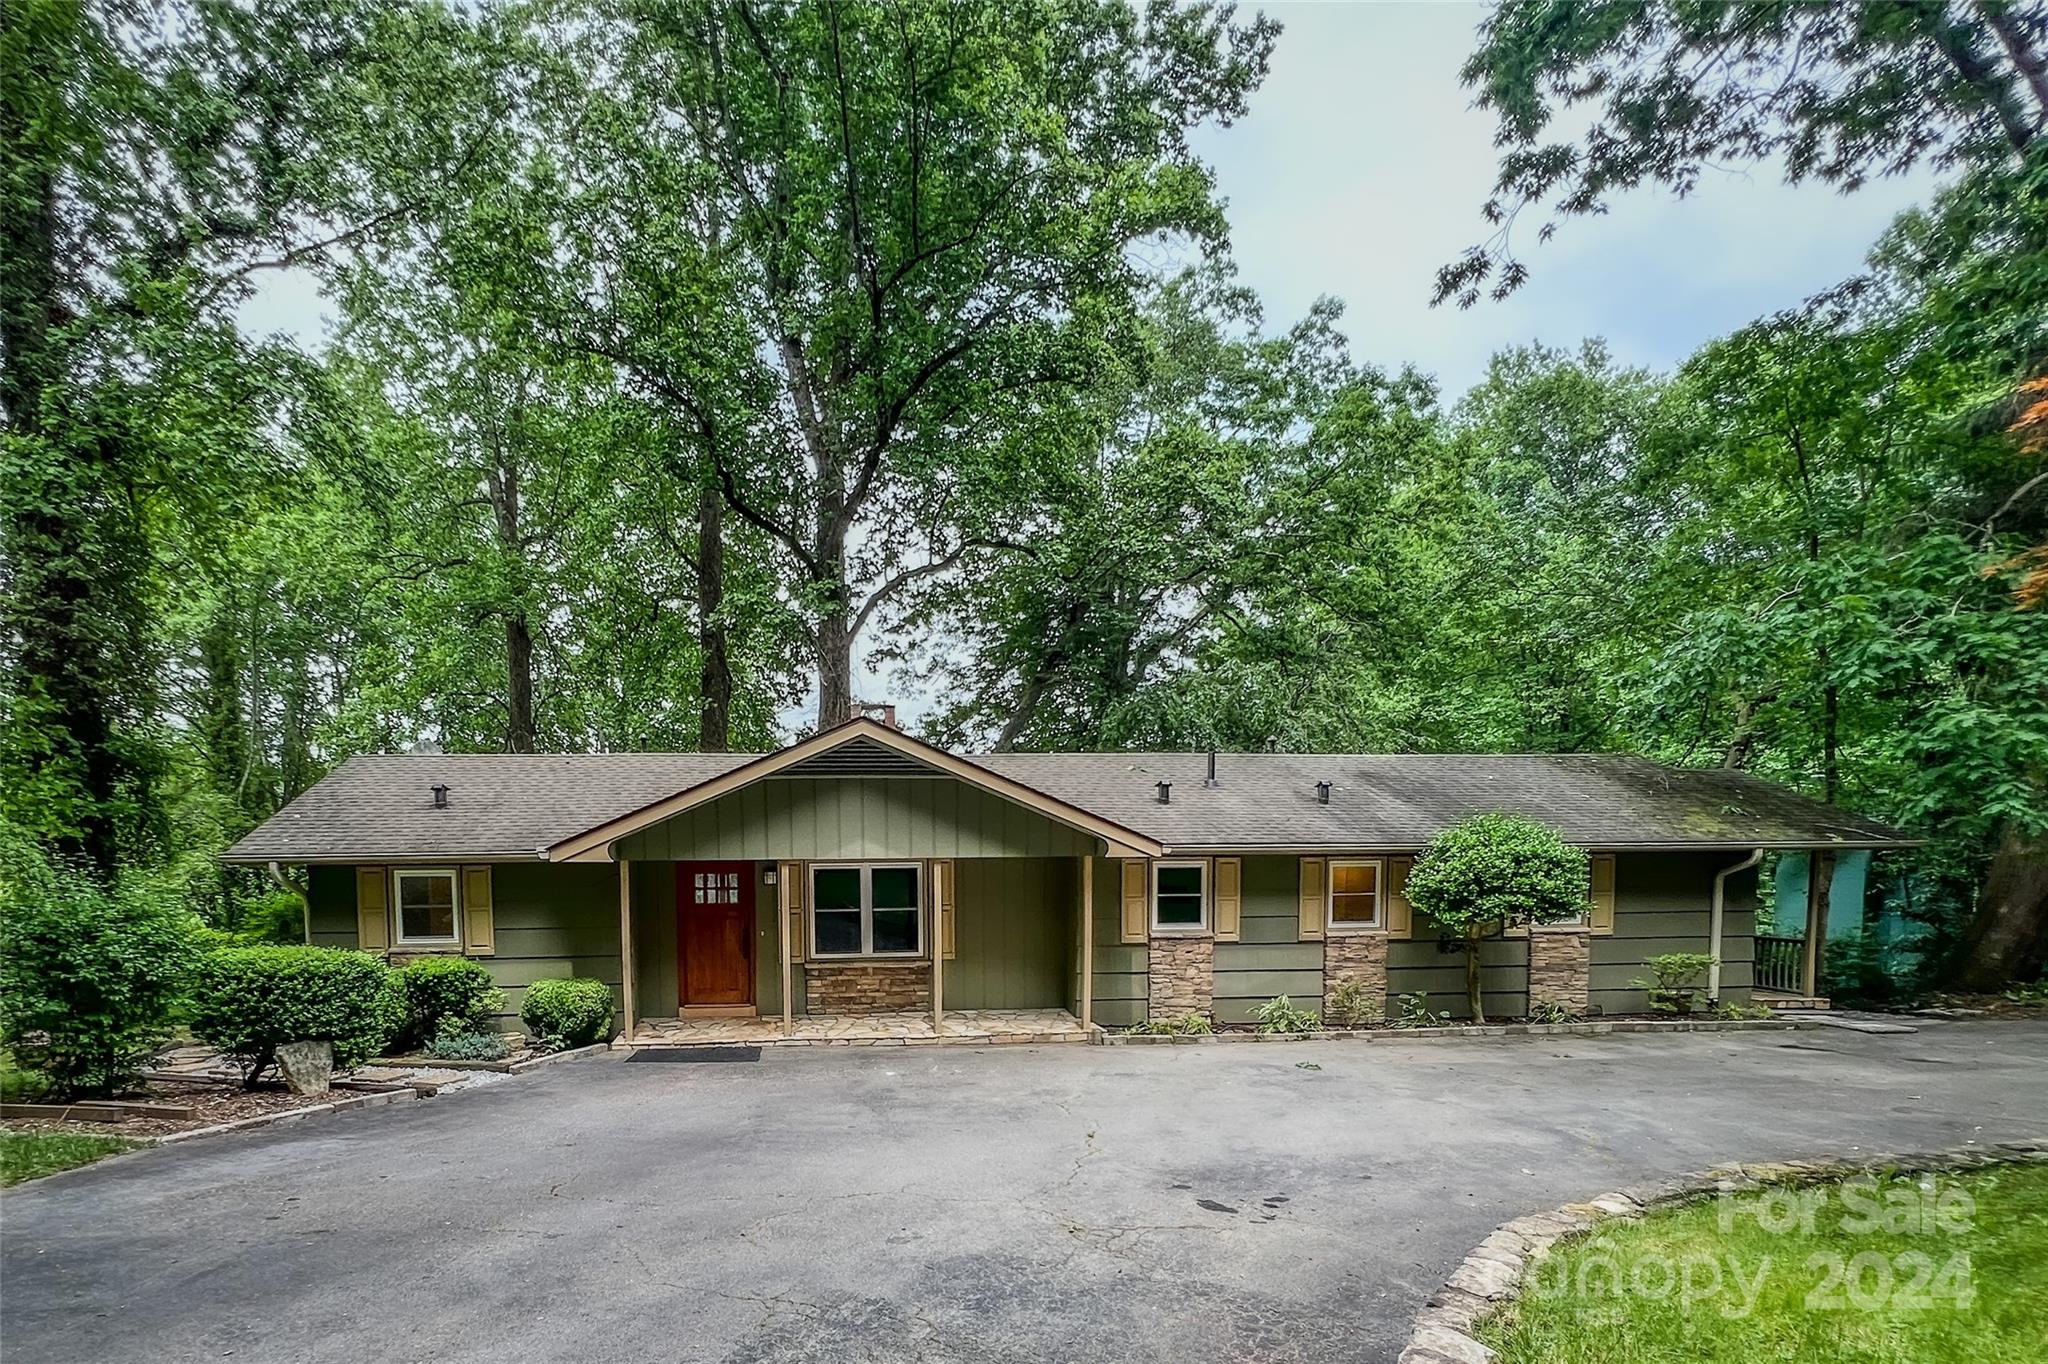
[[779, 736, 941, 778]]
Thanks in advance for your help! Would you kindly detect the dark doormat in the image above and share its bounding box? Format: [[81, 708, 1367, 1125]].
[[626, 1046, 762, 1063]]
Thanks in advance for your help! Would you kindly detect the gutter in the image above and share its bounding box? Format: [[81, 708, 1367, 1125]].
[[1709, 848, 1764, 1001]]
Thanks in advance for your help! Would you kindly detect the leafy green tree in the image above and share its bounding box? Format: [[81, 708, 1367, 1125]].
[[1441, 0, 2048, 305], [0, 0, 503, 870], [556, 0, 1278, 727], [1404, 813, 1591, 1024]]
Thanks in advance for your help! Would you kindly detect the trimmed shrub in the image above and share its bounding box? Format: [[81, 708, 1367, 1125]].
[[519, 978, 615, 1049], [397, 955, 503, 1050], [1405, 812, 1590, 1024], [189, 946, 403, 1085], [0, 848, 204, 1099]]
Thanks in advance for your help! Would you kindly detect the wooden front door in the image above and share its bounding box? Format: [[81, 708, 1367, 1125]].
[[677, 862, 754, 1008]]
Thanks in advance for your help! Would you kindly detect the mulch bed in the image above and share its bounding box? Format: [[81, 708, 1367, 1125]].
[[0, 1079, 364, 1139]]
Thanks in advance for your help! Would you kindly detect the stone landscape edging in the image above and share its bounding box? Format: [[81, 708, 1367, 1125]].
[[1397, 1137, 2048, 1364], [1104, 1017, 1807, 1045], [152, 1085, 418, 1145]]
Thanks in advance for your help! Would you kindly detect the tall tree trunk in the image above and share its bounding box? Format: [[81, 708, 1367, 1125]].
[[488, 447, 535, 753], [696, 482, 731, 751], [503, 612, 535, 753], [1466, 928, 1486, 1025], [1948, 824, 2048, 990], [814, 510, 853, 729], [1981, 2, 2048, 120]]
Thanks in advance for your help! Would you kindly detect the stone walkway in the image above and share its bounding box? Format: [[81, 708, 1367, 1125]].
[[627, 1007, 1092, 1048]]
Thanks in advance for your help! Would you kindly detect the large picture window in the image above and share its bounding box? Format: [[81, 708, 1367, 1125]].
[[395, 869, 460, 945], [810, 864, 924, 958], [1326, 859, 1383, 933], [1150, 860, 1208, 933]]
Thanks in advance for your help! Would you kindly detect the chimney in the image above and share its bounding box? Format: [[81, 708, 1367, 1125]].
[[1202, 749, 1220, 788], [1156, 780, 1172, 805], [431, 783, 449, 809], [852, 700, 898, 728], [1315, 780, 1331, 805]]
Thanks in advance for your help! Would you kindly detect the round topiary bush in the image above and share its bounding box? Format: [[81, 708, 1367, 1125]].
[[189, 946, 403, 1085], [1404, 812, 1590, 1025], [397, 955, 503, 1050], [520, 978, 615, 1049]]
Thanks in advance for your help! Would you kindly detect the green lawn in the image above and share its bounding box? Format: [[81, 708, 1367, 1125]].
[[0, 1131, 145, 1187], [1480, 1162, 2048, 1364]]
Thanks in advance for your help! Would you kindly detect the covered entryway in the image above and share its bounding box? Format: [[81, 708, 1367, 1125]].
[[676, 861, 755, 1012]]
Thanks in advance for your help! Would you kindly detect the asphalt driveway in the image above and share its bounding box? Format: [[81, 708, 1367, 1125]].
[[4, 1020, 2045, 1364]]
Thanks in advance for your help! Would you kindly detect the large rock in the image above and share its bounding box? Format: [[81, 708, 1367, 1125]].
[[275, 1040, 334, 1095]]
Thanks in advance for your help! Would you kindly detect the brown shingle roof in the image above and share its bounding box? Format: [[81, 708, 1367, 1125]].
[[224, 753, 756, 863], [965, 752, 1910, 850], [225, 746, 1912, 863]]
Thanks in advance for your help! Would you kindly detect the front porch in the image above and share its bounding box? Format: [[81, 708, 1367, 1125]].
[[624, 1007, 1094, 1048]]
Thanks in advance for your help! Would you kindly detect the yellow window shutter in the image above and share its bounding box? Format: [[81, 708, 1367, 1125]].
[[1298, 857, 1325, 941], [1386, 856, 1414, 939], [1120, 860, 1148, 943], [1590, 853, 1617, 935], [1213, 857, 1242, 943], [783, 861, 806, 958], [461, 865, 496, 956], [355, 866, 391, 952], [934, 859, 956, 960]]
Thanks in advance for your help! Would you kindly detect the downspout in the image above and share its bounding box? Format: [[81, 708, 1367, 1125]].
[[267, 861, 310, 944], [1709, 849, 1763, 1002]]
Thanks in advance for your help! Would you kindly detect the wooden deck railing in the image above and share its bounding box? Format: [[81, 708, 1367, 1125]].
[[1755, 933, 1806, 993]]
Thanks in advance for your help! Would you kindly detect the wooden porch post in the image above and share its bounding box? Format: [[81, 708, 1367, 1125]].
[[618, 857, 635, 1043], [1802, 850, 1835, 998], [932, 881, 946, 1034], [779, 864, 794, 1035], [1079, 854, 1094, 1029]]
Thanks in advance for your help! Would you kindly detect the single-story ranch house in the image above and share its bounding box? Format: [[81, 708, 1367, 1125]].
[[224, 717, 1912, 1044]]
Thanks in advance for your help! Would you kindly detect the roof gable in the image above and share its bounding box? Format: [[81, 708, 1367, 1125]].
[[545, 719, 1165, 862]]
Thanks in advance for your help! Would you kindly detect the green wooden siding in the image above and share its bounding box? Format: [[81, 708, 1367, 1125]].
[[306, 862, 622, 1027], [615, 776, 1098, 861], [1089, 857, 1147, 1028], [1386, 936, 1531, 1020], [1590, 853, 1755, 1012], [1214, 856, 1323, 1024], [948, 858, 1075, 1009]]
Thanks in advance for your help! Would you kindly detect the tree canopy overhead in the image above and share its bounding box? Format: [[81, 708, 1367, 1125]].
[[1440, 0, 2048, 306]]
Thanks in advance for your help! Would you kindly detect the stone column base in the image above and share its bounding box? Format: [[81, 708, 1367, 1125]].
[[1323, 933, 1389, 1023], [1148, 937, 1214, 1019], [1528, 930, 1591, 1016]]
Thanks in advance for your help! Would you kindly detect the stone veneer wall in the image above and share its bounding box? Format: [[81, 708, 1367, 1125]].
[[1528, 930, 1591, 1015], [1322, 933, 1389, 1017], [804, 962, 932, 1015], [1148, 937, 1214, 1019]]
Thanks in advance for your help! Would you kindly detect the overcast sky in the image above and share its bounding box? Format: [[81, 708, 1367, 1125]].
[[240, 2, 1948, 734], [1189, 2, 1940, 399]]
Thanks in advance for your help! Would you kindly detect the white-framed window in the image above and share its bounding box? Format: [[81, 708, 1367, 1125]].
[[1150, 860, 1208, 933], [810, 863, 924, 958], [1327, 858, 1384, 933], [394, 868, 461, 946]]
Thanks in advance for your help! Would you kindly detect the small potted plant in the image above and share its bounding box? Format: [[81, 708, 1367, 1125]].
[[1634, 952, 1715, 1016]]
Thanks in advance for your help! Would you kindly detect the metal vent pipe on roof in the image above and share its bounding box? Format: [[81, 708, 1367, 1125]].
[[431, 783, 449, 809], [1156, 780, 1172, 805], [1316, 780, 1331, 805], [1203, 750, 1220, 788]]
